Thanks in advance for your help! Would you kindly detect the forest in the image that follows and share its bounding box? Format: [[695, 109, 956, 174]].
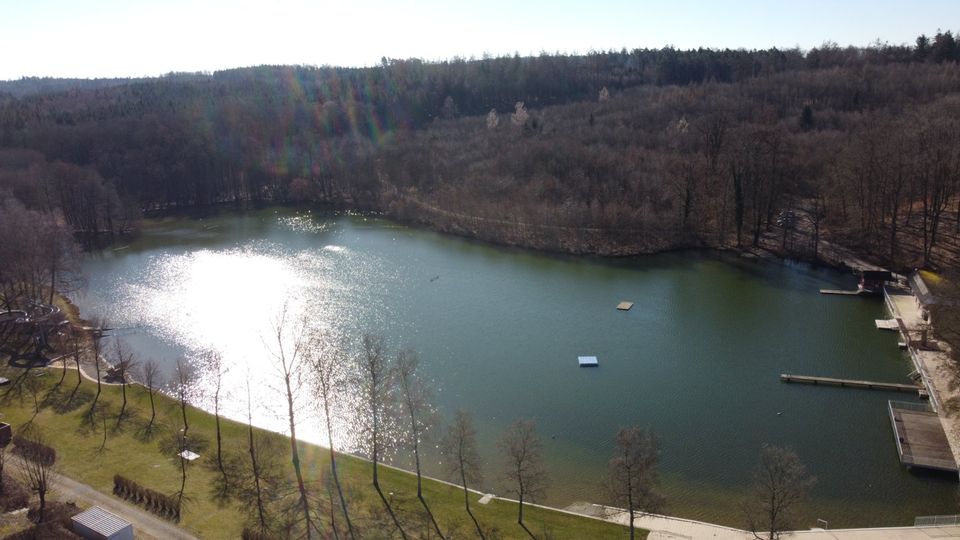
[[2, 29, 960, 540], [2, 31, 960, 309]]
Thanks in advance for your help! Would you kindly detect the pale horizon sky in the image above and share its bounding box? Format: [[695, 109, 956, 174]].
[[2, 0, 959, 80]]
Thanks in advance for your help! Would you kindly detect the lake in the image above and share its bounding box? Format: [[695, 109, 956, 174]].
[[74, 208, 959, 527]]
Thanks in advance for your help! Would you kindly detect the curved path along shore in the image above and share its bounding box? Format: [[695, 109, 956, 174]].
[[563, 502, 960, 539], [32, 362, 959, 539]]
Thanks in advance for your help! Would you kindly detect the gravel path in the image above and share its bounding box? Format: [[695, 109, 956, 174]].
[[12, 460, 198, 540]]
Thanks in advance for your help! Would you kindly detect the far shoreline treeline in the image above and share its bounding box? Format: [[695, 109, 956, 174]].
[[2, 30, 960, 295]]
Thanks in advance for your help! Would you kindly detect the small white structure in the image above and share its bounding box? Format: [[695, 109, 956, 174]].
[[875, 319, 899, 330], [71, 506, 133, 540], [179, 449, 200, 461], [578, 356, 598, 367]]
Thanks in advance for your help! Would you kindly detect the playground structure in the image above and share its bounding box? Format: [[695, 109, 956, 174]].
[[0, 301, 70, 363]]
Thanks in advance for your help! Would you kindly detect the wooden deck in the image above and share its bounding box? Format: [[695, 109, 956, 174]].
[[876, 319, 900, 330], [819, 289, 865, 296], [780, 374, 923, 393], [888, 401, 958, 473]]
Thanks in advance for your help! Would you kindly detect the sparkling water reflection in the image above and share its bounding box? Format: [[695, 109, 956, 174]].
[[75, 208, 960, 527]]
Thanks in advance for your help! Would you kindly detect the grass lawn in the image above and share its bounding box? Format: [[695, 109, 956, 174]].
[[0, 364, 639, 539]]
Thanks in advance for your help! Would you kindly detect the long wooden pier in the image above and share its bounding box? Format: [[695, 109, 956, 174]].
[[780, 373, 923, 393]]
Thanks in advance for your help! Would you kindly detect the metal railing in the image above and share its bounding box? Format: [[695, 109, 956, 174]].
[[889, 400, 934, 413], [883, 286, 902, 320], [907, 347, 940, 413], [915, 514, 960, 527]]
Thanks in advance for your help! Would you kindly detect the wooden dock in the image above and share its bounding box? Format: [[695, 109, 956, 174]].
[[780, 374, 923, 393], [875, 319, 900, 330], [819, 289, 863, 296], [888, 401, 958, 473]]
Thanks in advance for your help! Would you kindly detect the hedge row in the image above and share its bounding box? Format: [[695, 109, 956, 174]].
[[112, 474, 181, 520]]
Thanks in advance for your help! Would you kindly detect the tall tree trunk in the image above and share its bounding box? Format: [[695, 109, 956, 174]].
[[214, 383, 227, 490], [284, 374, 313, 539], [247, 387, 268, 533], [148, 389, 156, 428], [322, 395, 354, 539], [459, 453, 484, 540], [412, 418, 442, 538]]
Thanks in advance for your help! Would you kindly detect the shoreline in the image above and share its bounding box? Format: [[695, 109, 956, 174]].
[[62, 208, 959, 527], [140, 202, 865, 272], [33, 361, 959, 539], [884, 286, 960, 467]]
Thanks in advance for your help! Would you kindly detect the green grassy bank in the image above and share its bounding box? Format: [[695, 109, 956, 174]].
[[0, 364, 638, 539]]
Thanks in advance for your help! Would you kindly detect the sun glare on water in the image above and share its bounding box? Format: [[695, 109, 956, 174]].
[[115, 242, 368, 450]]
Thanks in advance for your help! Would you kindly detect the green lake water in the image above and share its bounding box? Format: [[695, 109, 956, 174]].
[[75, 208, 959, 528]]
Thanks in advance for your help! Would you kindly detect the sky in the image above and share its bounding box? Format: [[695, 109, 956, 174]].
[[2, 0, 959, 80]]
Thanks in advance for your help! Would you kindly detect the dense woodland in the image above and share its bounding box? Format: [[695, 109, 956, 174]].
[[2, 33, 960, 539], [4, 32, 960, 314]]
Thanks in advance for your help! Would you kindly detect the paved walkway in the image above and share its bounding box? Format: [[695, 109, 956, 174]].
[[886, 287, 960, 465], [565, 502, 960, 540]]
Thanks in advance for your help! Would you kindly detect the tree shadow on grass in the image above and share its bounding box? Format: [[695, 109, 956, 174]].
[[78, 401, 112, 438], [42, 384, 93, 414], [203, 448, 246, 504], [112, 405, 143, 434], [133, 417, 167, 443], [158, 428, 210, 458]]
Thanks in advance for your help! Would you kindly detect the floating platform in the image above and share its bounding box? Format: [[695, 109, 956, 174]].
[[888, 401, 958, 473], [820, 289, 864, 296], [578, 356, 598, 367], [616, 301, 634, 311], [780, 374, 923, 393], [875, 319, 900, 330]]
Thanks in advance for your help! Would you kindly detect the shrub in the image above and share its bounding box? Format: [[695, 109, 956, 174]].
[[111, 474, 179, 520]]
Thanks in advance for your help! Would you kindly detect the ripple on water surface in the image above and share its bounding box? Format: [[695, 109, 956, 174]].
[[76, 208, 959, 528]]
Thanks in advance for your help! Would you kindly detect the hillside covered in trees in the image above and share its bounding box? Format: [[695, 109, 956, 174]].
[[2, 32, 960, 275]]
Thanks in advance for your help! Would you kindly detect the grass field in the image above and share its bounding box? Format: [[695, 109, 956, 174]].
[[0, 363, 639, 539]]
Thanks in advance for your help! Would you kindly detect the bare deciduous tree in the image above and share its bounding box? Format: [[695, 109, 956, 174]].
[[208, 351, 229, 494], [442, 409, 484, 539], [138, 359, 161, 431], [499, 418, 547, 531], [70, 329, 83, 389], [244, 377, 272, 535], [607, 426, 664, 540], [357, 334, 407, 539], [307, 333, 355, 540], [396, 348, 442, 538], [174, 358, 194, 516], [86, 321, 107, 417], [111, 337, 136, 426], [16, 427, 56, 524], [742, 444, 816, 540], [267, 304, 317, 538]]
